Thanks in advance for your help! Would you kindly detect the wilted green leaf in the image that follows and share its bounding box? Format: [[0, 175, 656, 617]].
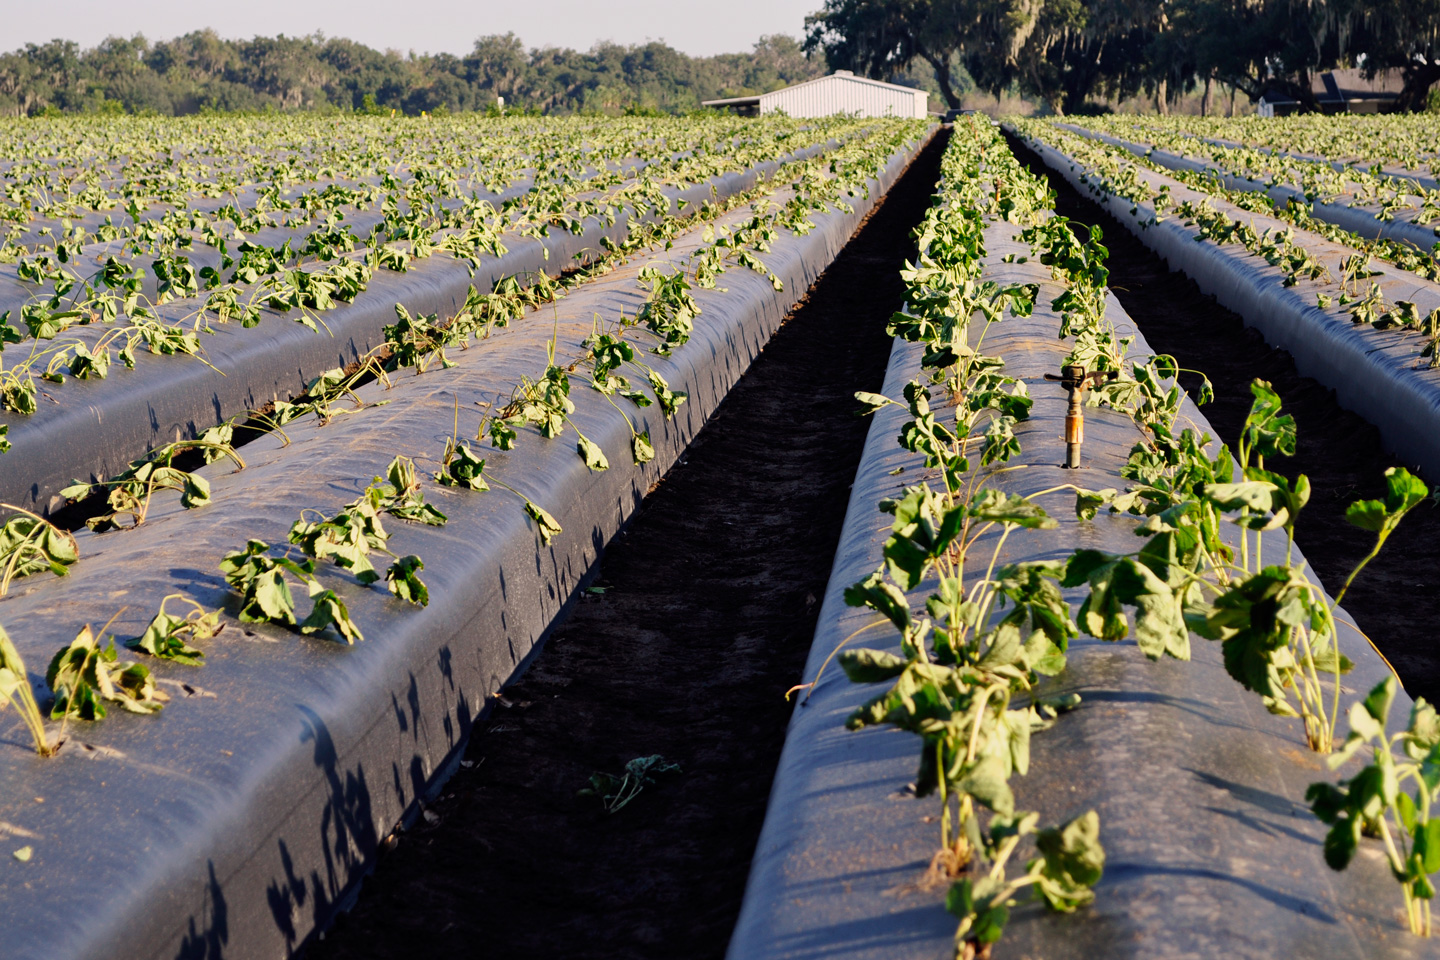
[[300, 586, 363, 644], [386, 555, 429, 606], [525, 502, 562, 544], [839, 648, 908, 683]]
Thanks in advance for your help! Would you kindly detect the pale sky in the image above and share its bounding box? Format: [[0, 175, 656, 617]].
[[2, 0, 826, 58]]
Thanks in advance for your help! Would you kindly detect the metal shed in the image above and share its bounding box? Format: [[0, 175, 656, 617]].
[[703, 71, 929, 119]]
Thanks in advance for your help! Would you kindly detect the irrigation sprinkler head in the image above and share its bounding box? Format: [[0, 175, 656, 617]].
[[1044, 365, 1117, 469]]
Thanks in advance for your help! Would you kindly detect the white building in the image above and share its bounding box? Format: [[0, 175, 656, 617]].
[[702, 71, 929, 119]]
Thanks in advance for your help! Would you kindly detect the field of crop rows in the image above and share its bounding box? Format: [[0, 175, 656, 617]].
[[0, 113, 934, 959], [4, 109, 1440, 960]]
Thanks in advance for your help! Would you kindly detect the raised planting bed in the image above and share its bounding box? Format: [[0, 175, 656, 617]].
[[1096, 115, 1440, 194], [1053, 121, 1440, 254], [0, 123, 868, 516], [729, 119, 1437, 959], [0, 124, 935, 960], [1191, 134, 1440, 194], [1007, 120, 1440, 485]]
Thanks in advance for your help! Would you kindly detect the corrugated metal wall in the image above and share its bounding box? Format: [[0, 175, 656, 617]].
[[759, 76, 926, 119]]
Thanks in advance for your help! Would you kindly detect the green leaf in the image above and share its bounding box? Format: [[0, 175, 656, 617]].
[[125, 600, 220, 666], [973, 902, 1009, 944], [577, 435, 609, 472], [946, 876, 1010, 945], [1023, 631, 1068, 676], [958, 752, 1014, 817], [1074, 487, 1118, 521], [843, 569, 912, 631], [1418, 819, 1440, 875], [839, 648, 908, 683], [489, 417, 519, 450], [300, 587, 363, 644], [1032, 809, 1105, 912], [1384, 466, 1429, 513], [1398, 791, 1419, 835], [250, 568, 299, 623], [631, 431, 655, 464], [525, 502, 562, 545], [47, 626, 167, 719], [1243, 378, 1296, 461], [180, 472, 212, 509], [1363, 676, 1398, 727], [1206, 567, 1309, 697], [1407, 698, 1440, 758], [1069, 553, 1188, 659], [993, 560, 1076, 647], [647, 371, 687, 417], [1062, 549, 1111, 588], [1345, 498, 1389, 533], [968, 489, 1057, 529], [436, 440, 489, 490], [1202, 481, 1278, 513], [854, 391, 892, 415], [385, 555, 429, 606], [0, 515, 79, 582]]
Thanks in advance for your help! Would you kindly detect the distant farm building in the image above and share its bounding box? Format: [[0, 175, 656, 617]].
[[1259, 68, 1404, 116], [702, 71, 930, 119]]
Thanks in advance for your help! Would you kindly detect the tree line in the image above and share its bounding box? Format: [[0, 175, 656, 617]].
[[0, 31, 825, 117], [806, 0, 1440, 114]]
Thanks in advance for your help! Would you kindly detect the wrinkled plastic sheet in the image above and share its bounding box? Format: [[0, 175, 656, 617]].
[[1055, 122, 1440, 252], [1197, 132, 1440, 194], [0, 129, 937, 960], [1014, 124, 1440, 483], [0, 145, 782, 302], [0, 137, 845, 516], [726, 218, 1423, 960]]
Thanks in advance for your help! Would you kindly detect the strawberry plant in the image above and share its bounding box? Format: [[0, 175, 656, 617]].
[[47, 624, 168, 720], [385, 556, 429, 607], [125, 594, 223, 666], [435, 438, 490, 491], [218, 540, 362, 643], [0, 507, 79, 594], [220, 539, 318, 627], [1075, 375, 1427, 751], [59, 429, 244, 531]]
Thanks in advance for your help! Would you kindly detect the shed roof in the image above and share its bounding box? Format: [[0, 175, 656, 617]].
[[761, 70, 926, 98], [1316, 67, 1403, 102], [701, 71, 924, 109]]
